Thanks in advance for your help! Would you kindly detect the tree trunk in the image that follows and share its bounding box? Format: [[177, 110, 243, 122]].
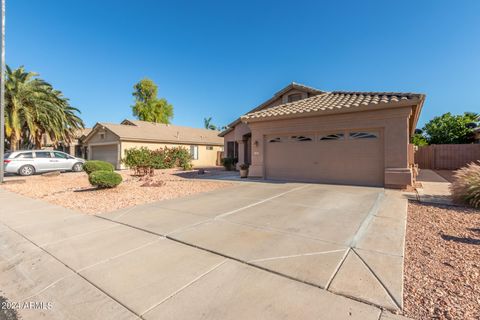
[[9, 135, 17, 151], [34, 132, 43, 149]]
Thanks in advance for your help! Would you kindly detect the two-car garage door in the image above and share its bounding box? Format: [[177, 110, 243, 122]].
[[265, 130, 383, 186], [90, 144, 118, 168]]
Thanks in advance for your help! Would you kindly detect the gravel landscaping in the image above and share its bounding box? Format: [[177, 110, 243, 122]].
[[404, 201, 480, 320], [0, 169, 233, 214]]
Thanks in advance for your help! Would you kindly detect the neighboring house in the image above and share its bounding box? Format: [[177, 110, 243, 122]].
[[474, 127, 480, 143], [42, 128, 91, 158], [220, 82, 425, 188], [82, 119, 223, 169]]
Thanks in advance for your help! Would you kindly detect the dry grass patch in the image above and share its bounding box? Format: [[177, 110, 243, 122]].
[[404, 202, 480, 320], [1, 169, 233, 214]]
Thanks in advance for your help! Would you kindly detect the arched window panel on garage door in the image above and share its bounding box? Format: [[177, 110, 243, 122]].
[[290, 135, 314, 142], [268, 135, 314, 143], [319, 133, 345, 141], [349, 131, 379, 139]]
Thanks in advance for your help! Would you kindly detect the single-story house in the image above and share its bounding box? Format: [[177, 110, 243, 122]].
[[220, 82, 425, 188], [83, 119, 224, 169], [42, 128, 91, 158]]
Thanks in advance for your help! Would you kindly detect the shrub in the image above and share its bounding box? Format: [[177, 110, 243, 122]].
[[168, 147, 193, 170], [121, 146, 193, 174], [450, 161, 480, 208], [88, 170, 122, 188], [221, 157, 237, 171], [83, 160, 114, 174]]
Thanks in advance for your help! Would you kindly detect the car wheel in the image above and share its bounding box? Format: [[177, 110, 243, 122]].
[[18, 165, 35, 176], [72, 162, 83, 172]]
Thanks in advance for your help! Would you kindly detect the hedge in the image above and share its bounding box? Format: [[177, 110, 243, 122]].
[[83, 160, 114, 174], [122, 146, 193, 174], [88, 170, 122, 188]]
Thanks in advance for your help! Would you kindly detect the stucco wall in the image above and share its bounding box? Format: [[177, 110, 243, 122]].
[[243, 106, 414, 187], [120, 141, 223, 168], [87, 128, 119, 144]]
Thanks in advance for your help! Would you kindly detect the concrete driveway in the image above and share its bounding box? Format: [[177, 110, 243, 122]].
[[0, 181, 408, 320]]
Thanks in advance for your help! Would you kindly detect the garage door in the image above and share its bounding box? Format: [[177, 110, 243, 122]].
[[265, 130, 383, 186], [90, 144, 118, 168]]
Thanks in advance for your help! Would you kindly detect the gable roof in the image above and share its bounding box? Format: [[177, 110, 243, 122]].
[[219, 82, 324, 137], [242, 91, 425, 121], [85, 120, 223, 146]]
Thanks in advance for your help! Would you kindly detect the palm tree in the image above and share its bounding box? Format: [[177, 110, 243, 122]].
[[204, 117, 217, 130], [4, 66, 84, 150]]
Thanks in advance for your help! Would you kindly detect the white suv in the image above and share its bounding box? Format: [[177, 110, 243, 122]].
[[3, 150, 85, 176]]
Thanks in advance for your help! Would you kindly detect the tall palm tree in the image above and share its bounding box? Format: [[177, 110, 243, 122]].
[[4, 66, 84, 150]]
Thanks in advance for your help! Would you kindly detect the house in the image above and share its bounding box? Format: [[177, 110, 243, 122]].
[[220, 83, 425, 188], [41, 128, 91, 158], [474, 127, 480, 143], [83, 119, 224, 169]]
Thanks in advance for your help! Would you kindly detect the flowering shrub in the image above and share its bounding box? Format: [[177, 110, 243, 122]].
[[122, 146, 193, 175]]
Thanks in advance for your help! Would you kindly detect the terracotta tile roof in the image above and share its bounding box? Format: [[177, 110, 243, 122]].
[[219, 82, 324, 136], [94, 120, 223, 145], [241, 91, 424, 121]]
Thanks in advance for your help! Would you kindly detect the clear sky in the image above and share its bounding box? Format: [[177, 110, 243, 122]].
[[8, 0, 480, 129]]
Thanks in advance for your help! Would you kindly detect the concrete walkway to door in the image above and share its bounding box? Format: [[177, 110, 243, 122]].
[[0, 183, 409, 320]]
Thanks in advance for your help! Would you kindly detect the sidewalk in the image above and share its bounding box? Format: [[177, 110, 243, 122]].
[[0, 188, 408, 320], [405, 170, 453, 205]]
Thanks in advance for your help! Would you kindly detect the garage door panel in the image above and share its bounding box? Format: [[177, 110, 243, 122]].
[[265, 131, 383, 186], [91, 145, 118, 167]]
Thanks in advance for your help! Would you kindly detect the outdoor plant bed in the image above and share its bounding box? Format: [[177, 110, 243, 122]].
[[404, 201, 480, 320], [0, 169, 233, 214]]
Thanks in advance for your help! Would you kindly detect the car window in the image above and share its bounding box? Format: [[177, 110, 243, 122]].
[[15, 152, 33, 159], [53, 152, 68, 159], [35, 151, 52, 158], [4, 152, 11, 159]]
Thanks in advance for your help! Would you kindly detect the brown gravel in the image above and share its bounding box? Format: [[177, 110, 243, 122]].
[[0, 169, 233, 214], [404, 202, 480, 320]]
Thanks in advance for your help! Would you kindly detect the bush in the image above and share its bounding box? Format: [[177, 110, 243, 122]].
[[83, 160, 114, 174], [221, 157, 237, 171], [121, 146, 193, 174], [450, 161, 480, 208], [88, 170, 122, 188]]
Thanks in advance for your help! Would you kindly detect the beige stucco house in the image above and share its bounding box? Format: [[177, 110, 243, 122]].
[[220, 83, 425, 188], [83, 119, 224, 169]]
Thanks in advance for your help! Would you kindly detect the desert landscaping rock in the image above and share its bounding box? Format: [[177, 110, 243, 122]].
[[0, 169, 233, 214], [404, 202, 480, 320]]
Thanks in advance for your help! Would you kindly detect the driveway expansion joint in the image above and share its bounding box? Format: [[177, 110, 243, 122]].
[[352, 248, 402, 310], [0, 220, 143, 320], [140, 259, 228, 316]]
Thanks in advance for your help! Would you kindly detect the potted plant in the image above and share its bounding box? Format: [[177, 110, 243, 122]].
[[239, 163, 249, 178]]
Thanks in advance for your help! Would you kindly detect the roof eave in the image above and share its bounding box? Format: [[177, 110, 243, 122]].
[[120, 137, 224, 146], [241, 99, 422, 124]]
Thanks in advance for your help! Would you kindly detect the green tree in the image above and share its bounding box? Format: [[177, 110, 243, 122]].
[[203, 117, 217, 130], [131, 78, 173, 124], [4, 66, 84, 151], [423, 112, 478, 144], [411, 133, 428, 146]]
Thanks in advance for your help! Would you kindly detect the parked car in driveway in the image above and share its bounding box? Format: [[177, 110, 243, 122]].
[[3, 150, 85, 176]]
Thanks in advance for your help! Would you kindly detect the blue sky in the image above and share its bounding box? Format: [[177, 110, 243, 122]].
[[8, 0, 480, 129]]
